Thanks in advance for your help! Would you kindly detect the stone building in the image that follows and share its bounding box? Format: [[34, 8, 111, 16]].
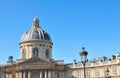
[[67, 51, 120, 78], [0, 17, 67, 78], [0, 17, 120, 78]]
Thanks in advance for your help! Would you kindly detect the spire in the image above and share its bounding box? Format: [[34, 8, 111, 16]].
[[32, 17, 40, 28]]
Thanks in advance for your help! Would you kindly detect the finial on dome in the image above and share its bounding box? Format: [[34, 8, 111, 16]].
[[32, 17, 40, 28]]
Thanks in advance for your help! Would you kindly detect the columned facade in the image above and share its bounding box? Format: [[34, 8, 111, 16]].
[[5, 70, 66, 78]]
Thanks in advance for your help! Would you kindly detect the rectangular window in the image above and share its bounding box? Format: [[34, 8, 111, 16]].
[[112, 66, 117, 75], [95, 68, 100, 77], [77, 69, 81, 78], [68, 70, 73, 78], [86, 69, 90, 78]]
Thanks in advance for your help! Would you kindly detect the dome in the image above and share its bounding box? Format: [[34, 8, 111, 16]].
[[20, 18, 52, 43]]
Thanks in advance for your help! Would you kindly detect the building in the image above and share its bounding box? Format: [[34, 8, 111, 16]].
[[67, 51, 120, 78], [0, 17, 120, 78], [0, 17, 67, 78]]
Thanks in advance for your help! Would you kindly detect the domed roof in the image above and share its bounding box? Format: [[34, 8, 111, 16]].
[[20, 17, 52, 43]]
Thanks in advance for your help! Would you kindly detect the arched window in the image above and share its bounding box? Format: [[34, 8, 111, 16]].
[[45, 49, 49, 58], [33, 48, 38, 57], [22, 49, 26, 59]]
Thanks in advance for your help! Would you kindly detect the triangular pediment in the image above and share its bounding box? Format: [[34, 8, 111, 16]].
[[18, 57, 53, 64]]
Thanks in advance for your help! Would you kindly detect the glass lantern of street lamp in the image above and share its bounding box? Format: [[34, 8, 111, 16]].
[[79, 47, 88, 63]]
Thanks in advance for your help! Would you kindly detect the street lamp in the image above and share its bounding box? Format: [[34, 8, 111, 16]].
[[79, 47, 88, 78]]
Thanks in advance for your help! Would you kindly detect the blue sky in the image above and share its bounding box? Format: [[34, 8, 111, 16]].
[[0, 0, 120, 64]]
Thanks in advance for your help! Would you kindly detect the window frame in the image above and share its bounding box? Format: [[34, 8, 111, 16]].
[[45, 49, 49, 58], [33, 48, 39, 57]]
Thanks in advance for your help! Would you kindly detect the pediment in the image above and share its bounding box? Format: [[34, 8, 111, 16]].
[[18, 57, 53, 64]]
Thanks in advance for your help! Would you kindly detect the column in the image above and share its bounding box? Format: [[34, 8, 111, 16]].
[[48, 71, 52, 78], [9, 74, 12, 78], [39, 71, 42, 78], [16, 73, 18, 78], [62, 72, 65, 78], [52, 71, 55, 78], [61, 71, 64, 78], [59, 71, 62, 78], [2, 73, 5, 78], [29, 46, 31, 59], [20, 48, 22, 59], [27, 46, 29, 59], [6, 74, 8, 78], [19, 72, 22, 78], [23, 71, 25, 78], [28, 72, 31, 78], [45, 70, 47, 78]]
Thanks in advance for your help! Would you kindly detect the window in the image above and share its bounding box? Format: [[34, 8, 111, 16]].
[[112, 66, 117, 75], [45, 49, 49, 58], [104, 68, 107, 76], [68, 70, 73, 78], [78, 70, 81, 78], [95, 68, 100, 77], [86, 69, 90, 78], [22, 49, 26, 59], [33, 48, 38, 57]]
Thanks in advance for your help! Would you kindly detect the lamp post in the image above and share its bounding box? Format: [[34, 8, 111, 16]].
[[79, 47, 88, 78]]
